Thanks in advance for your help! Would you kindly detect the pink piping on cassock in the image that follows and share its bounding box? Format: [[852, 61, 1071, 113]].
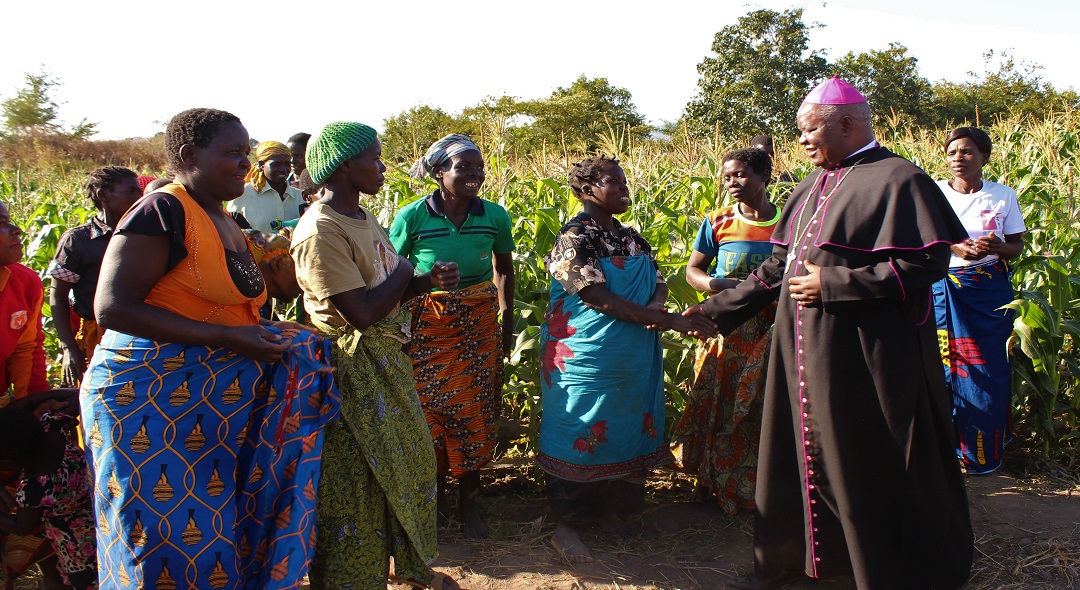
[[794, 298, 820, 575], [751, 273, 775, 292], [914, 288, 934, 326], [888, 260, 906, 301]]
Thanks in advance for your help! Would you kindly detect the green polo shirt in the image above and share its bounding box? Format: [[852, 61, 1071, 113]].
[[389, 192, 515, 289]]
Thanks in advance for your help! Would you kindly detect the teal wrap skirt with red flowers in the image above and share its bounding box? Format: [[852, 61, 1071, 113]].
[[538, 254, 672, 482]]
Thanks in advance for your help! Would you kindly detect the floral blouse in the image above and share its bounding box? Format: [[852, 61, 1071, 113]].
[[545, 212, 665, 295]]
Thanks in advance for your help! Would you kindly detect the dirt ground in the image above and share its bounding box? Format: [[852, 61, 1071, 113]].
[[426, 458, 1080, 590], [9, 459, 1078, 589]]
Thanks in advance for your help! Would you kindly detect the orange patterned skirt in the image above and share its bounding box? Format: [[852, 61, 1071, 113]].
[[670, 303, 775, 515], [407, 282, 503, 477]]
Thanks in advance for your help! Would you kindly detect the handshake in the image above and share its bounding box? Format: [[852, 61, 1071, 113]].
[[644, 302, 719, 340]]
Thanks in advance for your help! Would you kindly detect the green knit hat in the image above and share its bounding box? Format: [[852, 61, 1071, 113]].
[[305, 122, 378, 185]]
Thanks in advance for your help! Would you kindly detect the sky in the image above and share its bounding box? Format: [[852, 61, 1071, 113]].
[[2, 0, 1077, 142]]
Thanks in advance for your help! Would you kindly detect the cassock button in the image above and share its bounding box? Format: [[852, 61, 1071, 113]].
[[802, 398, 809, 403], [813, 527, 819, 532], [800, 381, 805, 386], [808, 484, 815, 490], [802, 412, 808, 418], [803, 427, 810, 432], [815, 557, 821, 562], [814, 542, 820, 546], [805, 440, 812, 446], [808, 470, 814, 475]]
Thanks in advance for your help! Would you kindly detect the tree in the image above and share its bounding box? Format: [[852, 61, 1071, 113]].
[[380, 105, 465, 165], [929, 50, 1080, 127], [1, 69, 98, 139], [516, 75, 650, 153], [682, 8, 828, 140], [833, 43, 933, 127], [2, 71, 61, 135]]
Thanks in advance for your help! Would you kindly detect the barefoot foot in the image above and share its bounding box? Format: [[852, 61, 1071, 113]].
[[551, 523, 593, 564], [461, 503, 488, 539]]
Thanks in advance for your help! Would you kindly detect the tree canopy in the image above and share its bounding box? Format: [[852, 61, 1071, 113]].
[[380, 75, 648, 163], [833, 43, 933, 127], [682, 8, 828, 140], [1, 70, 97, 139]]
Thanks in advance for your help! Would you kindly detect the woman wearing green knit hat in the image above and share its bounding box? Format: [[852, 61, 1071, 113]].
[[291, 123, 460, 590]]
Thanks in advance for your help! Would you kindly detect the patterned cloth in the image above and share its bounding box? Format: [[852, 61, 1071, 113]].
[[235, 333, 340, 588], [932, 259, 1015, 474], [539, 247, 670, 481], [406, 281, 503, 476], [14, 412, 95, 588], [670, 305, 775, 514], [81, 327, 337, 590], [309, 310, 438, 589], [408, 133, 479, 179]]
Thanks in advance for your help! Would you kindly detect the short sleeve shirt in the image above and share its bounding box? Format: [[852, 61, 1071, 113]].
[[388, 192, 515, 289], [225, 183, 304, 233], [46, 216, 113, 320], [691, 204, 780, 280], [936, 180, 1027, 267], [544, 212, 664, 296], [290, 202, 401, 328]]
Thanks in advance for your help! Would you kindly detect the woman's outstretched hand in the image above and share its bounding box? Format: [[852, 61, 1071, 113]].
[[676, 305, 719, 339], [222, 325, 291, 363]]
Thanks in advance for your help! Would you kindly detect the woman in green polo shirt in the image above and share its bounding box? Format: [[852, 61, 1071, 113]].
[[390, 134, 515, 539]]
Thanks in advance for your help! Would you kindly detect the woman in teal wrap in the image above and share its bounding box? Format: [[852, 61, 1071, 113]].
[[290, 122, 460, 590], [539, 156, 717, 563]]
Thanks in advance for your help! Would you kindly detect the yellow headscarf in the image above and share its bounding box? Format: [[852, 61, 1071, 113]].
[[244, 141, 292, 192]]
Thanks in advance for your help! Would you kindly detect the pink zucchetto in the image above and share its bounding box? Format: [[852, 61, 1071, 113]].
[[801, 76, 867, 106]]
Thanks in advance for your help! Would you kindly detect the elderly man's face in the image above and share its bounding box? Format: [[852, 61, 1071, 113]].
[[796, 104, 846, 169]]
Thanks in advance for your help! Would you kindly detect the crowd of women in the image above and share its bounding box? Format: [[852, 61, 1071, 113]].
[[0, 96, 1023, 589]]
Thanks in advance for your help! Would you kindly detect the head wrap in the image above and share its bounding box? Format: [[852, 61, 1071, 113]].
[[801, 76, 867, 106], [242, 228, 291, 265], [243, 141, 292, 192], [305, 122, 378, 185], [408, 134, 480, 179], [137, 176, 157, 193]]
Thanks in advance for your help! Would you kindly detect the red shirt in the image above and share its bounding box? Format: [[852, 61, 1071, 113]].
[[0, 263, 48, 399]]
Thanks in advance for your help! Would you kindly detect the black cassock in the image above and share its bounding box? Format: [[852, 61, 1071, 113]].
[[700, 146, 974, 590]]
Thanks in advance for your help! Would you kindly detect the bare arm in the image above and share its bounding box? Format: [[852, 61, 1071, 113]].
[[494, 252, 515, 358], [685, 250, 739, 294], [49, 280, 85, 387], [578, 283, 717, 338], [976, 232, 1024, 260], [95, 233, 288, 362], [328, 256, 416, 331]]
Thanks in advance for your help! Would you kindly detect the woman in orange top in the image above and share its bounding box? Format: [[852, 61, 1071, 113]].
[[80, 108, 334, 589]]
